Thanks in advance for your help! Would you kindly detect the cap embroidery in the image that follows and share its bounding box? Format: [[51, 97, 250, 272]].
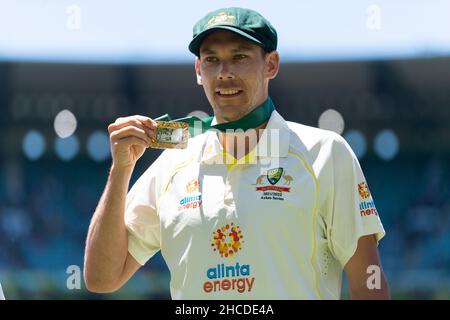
[[205, 12, 236, 29]]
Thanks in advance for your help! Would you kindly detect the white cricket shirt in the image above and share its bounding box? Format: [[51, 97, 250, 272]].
[[125, 110, 385, 299]]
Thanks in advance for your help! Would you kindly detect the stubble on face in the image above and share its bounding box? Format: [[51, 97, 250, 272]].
[[197, 30, 269, 124]]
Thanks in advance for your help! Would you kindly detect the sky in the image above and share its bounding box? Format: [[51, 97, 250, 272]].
[[1, 0, 449, 63]]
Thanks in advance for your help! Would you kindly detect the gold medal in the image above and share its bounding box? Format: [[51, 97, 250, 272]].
[[149, 121, 189, 149]]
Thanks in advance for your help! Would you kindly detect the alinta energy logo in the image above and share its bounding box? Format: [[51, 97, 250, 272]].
[[253, 167, 293, 201], [203, 223, 255, 294], [358, 181, 371, 199], [211, 223, 243, 258], [358, 181, 378, 217], [178, 179, 202, 212]]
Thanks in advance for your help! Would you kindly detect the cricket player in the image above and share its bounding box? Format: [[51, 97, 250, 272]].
[[84, 7, 390, 299]]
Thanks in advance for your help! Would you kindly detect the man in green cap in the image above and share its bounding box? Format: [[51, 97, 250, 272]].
[[84, 7, 390, 300]]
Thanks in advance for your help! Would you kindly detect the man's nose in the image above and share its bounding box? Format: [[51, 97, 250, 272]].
[[217, 62, 235, 80]]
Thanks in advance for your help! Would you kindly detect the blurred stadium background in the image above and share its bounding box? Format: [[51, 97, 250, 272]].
[[0, 0, 449, 299]]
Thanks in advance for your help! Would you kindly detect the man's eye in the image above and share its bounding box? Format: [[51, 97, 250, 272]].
[[205, 57, 218, 62], [234, 54, 247, 60]]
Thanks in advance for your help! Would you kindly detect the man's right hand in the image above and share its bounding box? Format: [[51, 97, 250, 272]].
[[107, 115, 157, 170]]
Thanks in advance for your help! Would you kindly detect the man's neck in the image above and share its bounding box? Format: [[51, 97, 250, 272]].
[[218, 121, 268, 160], [213, 95, 272, 160]]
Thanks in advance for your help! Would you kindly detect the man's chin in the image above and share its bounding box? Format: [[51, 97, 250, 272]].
[[217, 114, 238, 123], [212, 100, 252, 122], [212, 105, 237, 119]]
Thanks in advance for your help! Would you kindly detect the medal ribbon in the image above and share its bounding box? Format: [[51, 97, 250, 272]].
[[154, 97, 275, 136]]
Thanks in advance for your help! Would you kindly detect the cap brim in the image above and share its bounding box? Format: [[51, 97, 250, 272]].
[[188, 25, 263, 56]]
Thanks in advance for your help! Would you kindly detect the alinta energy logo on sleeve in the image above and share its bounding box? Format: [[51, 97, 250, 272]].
[[253, 167, 293, 201], [203, 223, 255, 294], [358, 181, 378, 217], [178, 179, 202, 212]]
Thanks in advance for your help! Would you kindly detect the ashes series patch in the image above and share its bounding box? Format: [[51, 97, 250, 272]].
[[149, 121, 189, 149]]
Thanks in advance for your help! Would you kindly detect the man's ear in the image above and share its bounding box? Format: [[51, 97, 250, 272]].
[[265, 51, 280, 80], [195, 57, 202, 85]]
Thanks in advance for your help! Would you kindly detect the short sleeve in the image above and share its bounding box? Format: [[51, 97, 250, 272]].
[[125, 157, 163, 266], [326, 134, 386, 268]]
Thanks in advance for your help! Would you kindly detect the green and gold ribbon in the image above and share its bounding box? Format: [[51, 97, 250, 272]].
[[155, 96, 275, 137]]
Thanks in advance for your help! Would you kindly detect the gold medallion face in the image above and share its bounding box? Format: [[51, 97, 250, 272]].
[[149, 121, 189, 149]]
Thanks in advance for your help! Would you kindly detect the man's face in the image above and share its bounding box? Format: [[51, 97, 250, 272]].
[[195, 30, 279, 123]]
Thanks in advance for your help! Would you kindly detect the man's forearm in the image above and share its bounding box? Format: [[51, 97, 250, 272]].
[[350, 276, 391, 300], [84, 164, 134, 291]]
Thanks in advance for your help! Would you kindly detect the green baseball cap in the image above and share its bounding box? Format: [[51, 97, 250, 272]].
[[189, 7, 278, 56]]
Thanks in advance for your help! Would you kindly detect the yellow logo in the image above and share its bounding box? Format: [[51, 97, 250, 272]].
[[211, 223, 244, 258], [206, 12, 236, 29], [186, 179, 199, 193], [358, 181, 371, 199]]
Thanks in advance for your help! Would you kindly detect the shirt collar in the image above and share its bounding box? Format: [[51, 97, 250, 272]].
[[199, 110, 290, 164]]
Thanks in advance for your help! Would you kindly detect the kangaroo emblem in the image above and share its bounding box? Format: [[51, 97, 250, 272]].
[[253, 174, 266, 185], [282, 174, 293, 186]]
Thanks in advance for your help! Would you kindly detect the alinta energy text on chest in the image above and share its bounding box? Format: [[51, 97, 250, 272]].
[[203, 262, 255, 294], [178, 194, 202, 211]]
